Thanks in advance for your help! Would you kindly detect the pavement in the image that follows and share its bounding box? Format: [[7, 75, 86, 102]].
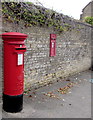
[[1, 70, 92, 118]]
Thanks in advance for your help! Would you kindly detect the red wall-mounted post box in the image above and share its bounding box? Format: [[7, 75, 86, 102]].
[[1, 32, 28, 113], [50, 34, 56, 56]]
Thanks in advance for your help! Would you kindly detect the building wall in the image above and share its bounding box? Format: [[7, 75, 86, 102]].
[[80, 1, 93, 20]]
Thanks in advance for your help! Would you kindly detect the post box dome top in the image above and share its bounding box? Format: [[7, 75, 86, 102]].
[[1, 32, 28, 41], [2, 32, 27, 36]]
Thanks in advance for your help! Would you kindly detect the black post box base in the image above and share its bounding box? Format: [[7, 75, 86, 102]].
[[3, 93, 23, 113]]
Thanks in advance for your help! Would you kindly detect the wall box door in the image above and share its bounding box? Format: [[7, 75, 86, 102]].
[[50, 34, 56, 56]]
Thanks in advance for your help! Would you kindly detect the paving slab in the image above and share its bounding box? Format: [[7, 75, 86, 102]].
[[2, 70, 91, 118]]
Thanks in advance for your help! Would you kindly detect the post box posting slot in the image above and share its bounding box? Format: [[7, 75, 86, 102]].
[[14, 45, 26, 53], [16, 48, 26, 50], [50, 34, 56, 56]]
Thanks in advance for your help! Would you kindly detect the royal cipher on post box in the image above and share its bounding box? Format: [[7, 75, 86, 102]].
[[1, 32, 28, 113], [50, 34, 56, 56]]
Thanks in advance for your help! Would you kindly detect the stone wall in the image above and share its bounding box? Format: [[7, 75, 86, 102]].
[[1, 2, 92, 90], [2, 20, 92, 90], [24, 23, 92, 90]]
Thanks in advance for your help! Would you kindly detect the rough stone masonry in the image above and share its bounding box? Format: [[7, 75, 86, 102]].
[[1, 2, 93, 90]]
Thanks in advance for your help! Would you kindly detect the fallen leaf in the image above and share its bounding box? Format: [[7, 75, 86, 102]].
[[29, 95, 32, 98], [32, 92, 36, 94], [57, 82, 74, 94], [69, 104, 71, 105], [66, 79, 70, 81], [44, 91, 60, 99]]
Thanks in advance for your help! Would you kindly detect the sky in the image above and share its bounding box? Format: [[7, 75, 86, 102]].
[[29, 0, 91, 19]]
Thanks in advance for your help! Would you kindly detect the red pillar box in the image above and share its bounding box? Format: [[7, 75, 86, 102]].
[[50, 34, 56, 56], [1, 32, 28, 113]]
